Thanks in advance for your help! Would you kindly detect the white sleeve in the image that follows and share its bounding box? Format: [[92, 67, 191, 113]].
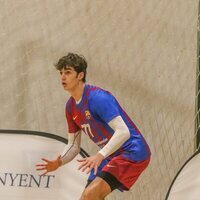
[[60, 131, 81, 165], [98, 116, 130, 158]]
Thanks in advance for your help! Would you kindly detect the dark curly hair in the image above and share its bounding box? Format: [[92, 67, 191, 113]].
[[55, 53, 87, 82]]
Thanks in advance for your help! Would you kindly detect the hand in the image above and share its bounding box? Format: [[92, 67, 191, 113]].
[[77, 153, 104, 175], [35, 155, 62, 176]]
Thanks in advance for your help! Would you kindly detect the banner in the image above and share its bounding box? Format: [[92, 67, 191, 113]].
[[0, 131, 88, 200], [166, 151, 200, 200]]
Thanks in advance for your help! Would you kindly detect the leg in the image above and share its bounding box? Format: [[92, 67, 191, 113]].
[[80, 177, 112, 200]]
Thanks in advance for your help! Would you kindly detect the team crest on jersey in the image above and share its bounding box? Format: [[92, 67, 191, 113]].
[[85, 110, 91, 119]]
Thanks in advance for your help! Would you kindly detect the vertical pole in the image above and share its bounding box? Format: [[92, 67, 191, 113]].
[[196, 0, 200, 150]]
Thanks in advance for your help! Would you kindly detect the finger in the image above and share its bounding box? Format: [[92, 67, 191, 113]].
[[78, 161, 88, 170], [41, 158, 50, 163], [77, 158, 86, 162], [78, 163, 86, 170], [57, 155, 61, 160], [39, 171, 48, 176], [81, 164, 90, 172], [94, 165, 98, 175], [86, 164, 94, 174], [35, 164, 46, 167], [36, 167, 47, 171], [81, 161, 93, 172]]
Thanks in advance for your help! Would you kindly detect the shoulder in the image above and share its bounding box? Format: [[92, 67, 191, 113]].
[[65, 97, 74, 113], [87, 85, 118, 115], [87, 85, 120, 122], [87, 84, 115, 103], [66, 96, 74, 107]]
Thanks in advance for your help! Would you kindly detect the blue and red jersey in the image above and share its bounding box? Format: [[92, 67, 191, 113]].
[[65, 84, 150, 162]]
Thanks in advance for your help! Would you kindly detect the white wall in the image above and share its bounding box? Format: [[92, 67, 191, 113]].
[[0, 0, 198, 199]]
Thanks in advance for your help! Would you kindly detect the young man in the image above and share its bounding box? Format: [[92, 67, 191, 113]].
[[36, 53, 151, 200]]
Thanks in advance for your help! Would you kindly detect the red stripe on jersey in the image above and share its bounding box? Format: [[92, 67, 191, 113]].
[[90, 120, 112, 145]]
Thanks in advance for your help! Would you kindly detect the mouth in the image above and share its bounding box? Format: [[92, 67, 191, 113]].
[[62, 82, 67, 86]]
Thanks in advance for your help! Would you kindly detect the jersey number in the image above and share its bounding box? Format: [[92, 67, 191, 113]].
[[81, 124, 94, 138]]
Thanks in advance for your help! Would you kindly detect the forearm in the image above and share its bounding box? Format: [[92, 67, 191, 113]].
[[99, 116, 130, 158], [61, 131, 81, 165]]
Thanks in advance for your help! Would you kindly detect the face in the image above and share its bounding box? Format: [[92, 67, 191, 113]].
[[59, 67, 84, 91]]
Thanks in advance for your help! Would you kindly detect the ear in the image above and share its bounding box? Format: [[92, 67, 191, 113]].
[[77, 72, 84, 81]]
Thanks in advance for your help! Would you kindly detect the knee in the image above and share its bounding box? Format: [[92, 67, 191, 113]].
[[80, 190, 94, 200], [80, 178, 111, 200], [80, 187, 103, 200], [80, 188, 97, 200]]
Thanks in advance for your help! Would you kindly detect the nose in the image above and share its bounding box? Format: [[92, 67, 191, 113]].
[[60, 72, 65, 81]]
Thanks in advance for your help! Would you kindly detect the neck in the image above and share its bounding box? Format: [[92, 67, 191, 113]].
[[69, 82, 85, 101]]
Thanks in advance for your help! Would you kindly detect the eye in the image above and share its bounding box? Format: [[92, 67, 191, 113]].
[[64, 70, 71, 75]]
